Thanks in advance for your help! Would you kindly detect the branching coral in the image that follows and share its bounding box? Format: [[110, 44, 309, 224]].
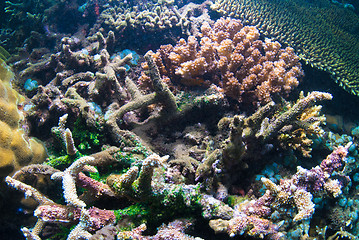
[[5, 149, 122, 239], [4, 115, 354, 240], [89, 0, 191, 36], [6, 146, 203, 239], [4, 1, 359, 239], [196, 91, 332, 181], [209, 144, 351, 238], [104, 52, 178, 146], [117, 219, 203, 240], [107, 153, 169, 201], [211, 0, 359, 96], [142, 17, 303, 106], [262, 144, 350, 222], [14, 32, 133, 139]]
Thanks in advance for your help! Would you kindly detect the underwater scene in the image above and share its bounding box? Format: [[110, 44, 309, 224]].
[[1, 0, 359, 239]]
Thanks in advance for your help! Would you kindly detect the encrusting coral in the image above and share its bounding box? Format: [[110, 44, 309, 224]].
[[141, 17, 303, 106], [0, 60, 46, 177]]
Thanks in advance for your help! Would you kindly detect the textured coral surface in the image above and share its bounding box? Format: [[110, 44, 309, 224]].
[[211, 0, 359, 96], [0, 60, 46, 177], [144, 18, 303, 105]]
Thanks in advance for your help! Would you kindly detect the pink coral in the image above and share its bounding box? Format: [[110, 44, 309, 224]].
[[262, 144, 350, 221], [34, 205, 115, 232], [117, 220, 200, 240], [208, 145, 350, 238], [143, 17, 303, 105], [320, 145, 348, 175]]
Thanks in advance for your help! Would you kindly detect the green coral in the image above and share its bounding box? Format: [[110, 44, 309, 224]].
[[108, 154, 204, 232], [107, 154, 167, 200], [113, 184, 202, 232]]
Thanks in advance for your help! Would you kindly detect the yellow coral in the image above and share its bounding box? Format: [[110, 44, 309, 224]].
[[0, 120, 13, 148], [277, 91, 327, 157], [0, 147, 16, 175], [293, 189, 315, 221], [0, 60, 47, 177]]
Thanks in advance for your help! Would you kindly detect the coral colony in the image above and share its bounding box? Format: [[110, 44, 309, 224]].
[[1, 0, 359, 240]]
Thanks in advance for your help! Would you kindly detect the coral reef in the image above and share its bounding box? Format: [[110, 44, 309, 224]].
[[210, 0, 359, 96], [7, 136, 353, 239], [6, 153, 118, 239], [117, 219, 203, 240], [5, 85, 345, 239], [2, 1, 359, 239], [87, 0, 213, 51], [142, 17, 303, 106]]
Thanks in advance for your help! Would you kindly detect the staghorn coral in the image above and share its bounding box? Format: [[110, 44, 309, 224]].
[[277, 92, 326, 157], [275, 91, 327, 157], [8, 175, 116, 240], [50, 114, 79, 156], [196, 91, 332, 181], [5, 2, 359, 239], [0, 60, 46, 177], [10, 20, 227, 157], [143, 17, 303, 106], [14, 31, 135, 142], [5, 149, 121, 239], [5, 113, 357, 240], [16, 28, 223, 154], [104, 52, 179, 146], [6, 145, 204, 239], [107, 153, 169, 201], [211, 0, 359, 96]]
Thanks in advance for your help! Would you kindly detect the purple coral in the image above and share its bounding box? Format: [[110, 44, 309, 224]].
[[320, 145, 348, 175]]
